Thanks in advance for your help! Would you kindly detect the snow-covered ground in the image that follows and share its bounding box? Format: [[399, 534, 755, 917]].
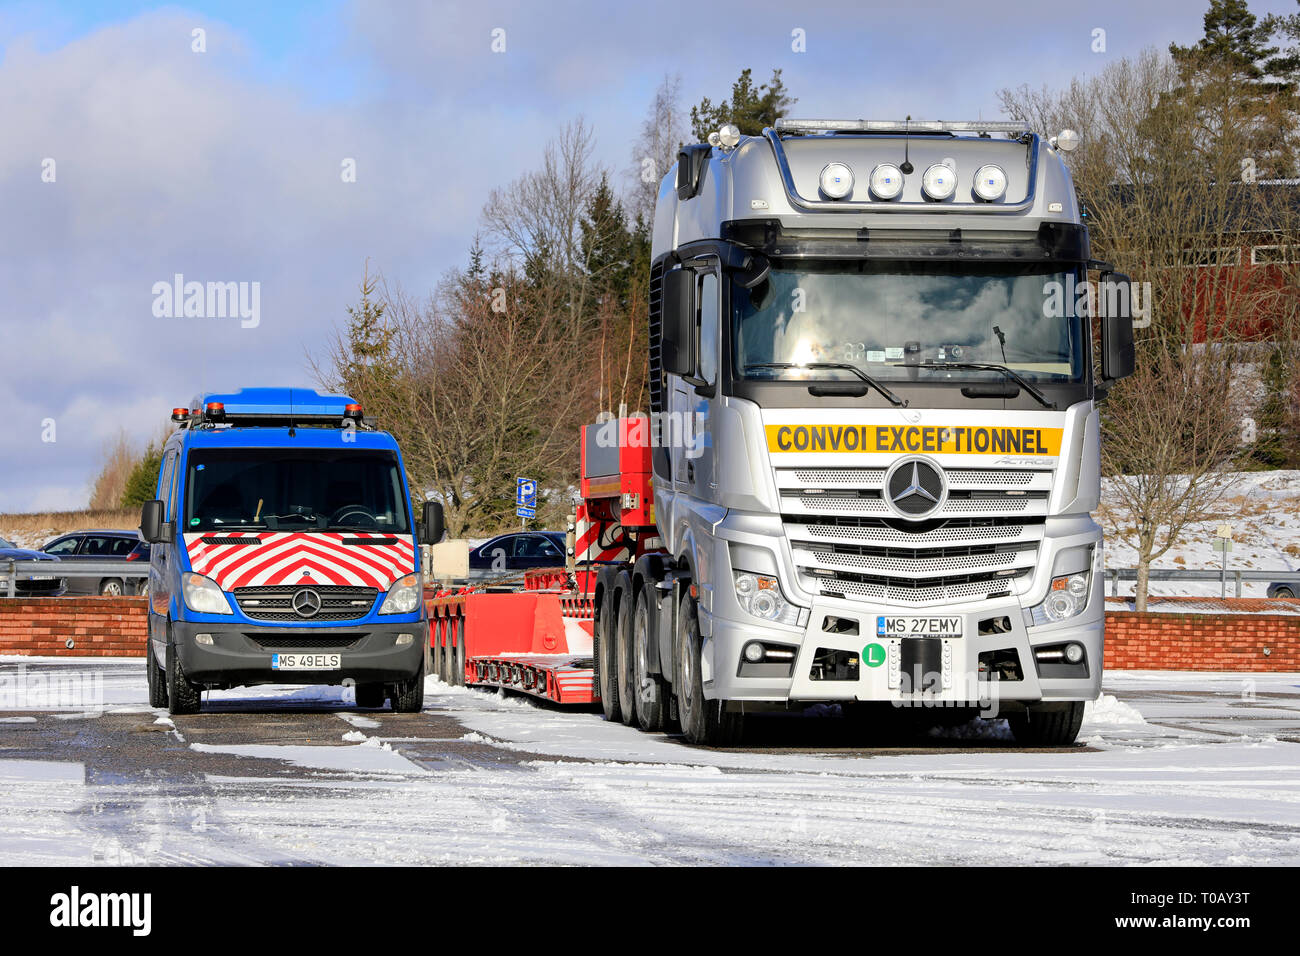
[[1100, 470, 1300, 598], [0, 657, 1297, 865]]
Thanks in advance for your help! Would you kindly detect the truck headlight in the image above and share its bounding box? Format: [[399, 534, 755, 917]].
[[733, 570, 800, 626], [379, 573, 421, 615], [181, 572, 232, 615], [1026, 546, 1094, 625]]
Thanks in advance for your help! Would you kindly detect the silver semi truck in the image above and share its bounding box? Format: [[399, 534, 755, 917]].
[[593, 119, 1134, 747]]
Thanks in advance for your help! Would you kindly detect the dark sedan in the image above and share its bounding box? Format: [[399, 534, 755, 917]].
[[469, 532, 567, 575], [0, 536, 67, 597], [41, 530, 150, 596]]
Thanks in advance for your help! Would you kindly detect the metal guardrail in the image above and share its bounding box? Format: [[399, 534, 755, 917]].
[[1105, 568, 1300, 599], [2, 559, 149, 598]]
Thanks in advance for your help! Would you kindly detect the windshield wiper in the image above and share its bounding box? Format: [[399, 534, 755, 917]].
[[745, 363, 908, 407], [913, 362, 1057, 409]]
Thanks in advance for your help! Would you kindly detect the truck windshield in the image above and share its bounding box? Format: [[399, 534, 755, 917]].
[[184, 449, 411, 534], [732, 260, 1086, 384]]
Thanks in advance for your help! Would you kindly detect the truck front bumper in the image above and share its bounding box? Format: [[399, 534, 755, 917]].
[[699, 589, 1102, 714], [170, 620, 427, 689]]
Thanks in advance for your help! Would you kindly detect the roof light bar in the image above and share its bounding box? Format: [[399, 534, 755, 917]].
[[774, 118, 1032, 136]]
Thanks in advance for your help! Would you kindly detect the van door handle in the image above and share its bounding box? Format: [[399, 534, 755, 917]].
[[687, 461, 695, 484]]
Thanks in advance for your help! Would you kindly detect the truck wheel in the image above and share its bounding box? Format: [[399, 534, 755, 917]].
[[614, 575, 638, 727], [100, 579, 124, 597], [1008, 701, 1085, 747], [676, 592, 743, 747], [633, 588, 665, 732], [452, 625, 466, 687], [355, 683, 385, 708], [392, 653, 425, 713], [165, 641, 202, 716], [146, 640, 168, 709], [595, 591, 622, 722]]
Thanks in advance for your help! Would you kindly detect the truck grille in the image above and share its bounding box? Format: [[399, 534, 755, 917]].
[[247, 634, 363, 649], [776, 465, 1051, 607], [232, 586, 379, 622]]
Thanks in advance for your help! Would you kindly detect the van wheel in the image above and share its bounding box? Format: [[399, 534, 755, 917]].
[[355, 683, 385, 708], [165, 641, 202, 716], [146, 641, 168, 709], [595, 592, 621, 722], [1008, 701, 1085, 747], [392, 653, 425, 713], [614, 574, 637, 727], [100, 579, 124, 597], [676, 592, 743, 747], [632, 588, 665, 732]]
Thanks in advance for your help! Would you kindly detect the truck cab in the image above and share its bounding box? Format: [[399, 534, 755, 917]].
[[593, 119, 1135, 746], [140, 388, 444, 715]]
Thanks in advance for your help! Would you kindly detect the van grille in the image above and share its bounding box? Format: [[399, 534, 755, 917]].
[[232, 586, 379, 622]]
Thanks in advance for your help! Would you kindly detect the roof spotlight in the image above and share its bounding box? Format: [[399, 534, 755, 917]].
[[717, 124, 741, 148], [921, 162, 957, 201], [819, 162, 854, 199], [1054, 129, 1080, 152]]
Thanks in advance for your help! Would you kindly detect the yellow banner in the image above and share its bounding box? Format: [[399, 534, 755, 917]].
[[764, 424, 1062, 456]]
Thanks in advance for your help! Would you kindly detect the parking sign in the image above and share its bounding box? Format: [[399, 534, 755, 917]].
[[516, 477, 537, 519]]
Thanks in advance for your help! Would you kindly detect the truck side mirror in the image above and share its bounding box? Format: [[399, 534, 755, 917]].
[[1098, 271, 1136, 382], [419, 500, 445, 545], [661, 268, 696, 377], [140, 500, 166, 544]]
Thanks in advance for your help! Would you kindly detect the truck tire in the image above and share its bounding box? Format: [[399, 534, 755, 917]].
[[392, 653, 425, 713], [632, 588, 665, 731], [614, 574, 638, 727], [452, 624, 466, 687], [165, 640, 202, 716], [595, 591, 622, 722], [1008, 701, 1085, 747], [676, 592, 743, 747], [355, 683, 385, 708], [146, 640, 168, 709]]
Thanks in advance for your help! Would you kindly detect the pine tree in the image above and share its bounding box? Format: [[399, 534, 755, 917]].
[[1162, 0, 1300, 180], [120, 443, 163, 509], [690, 68, 797, 141]]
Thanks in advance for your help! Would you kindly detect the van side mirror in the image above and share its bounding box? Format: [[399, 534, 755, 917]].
[[661, 268, 695, 377], [1098, 271, 1136, 382], [140, 500, 166, 544], [419, 500, 445, 545]]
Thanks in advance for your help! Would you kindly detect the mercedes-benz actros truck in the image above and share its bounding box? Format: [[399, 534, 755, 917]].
[[589, 118, 1135, 747]]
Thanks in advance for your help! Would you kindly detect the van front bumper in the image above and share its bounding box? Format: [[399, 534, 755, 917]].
[[170, 620, 426, 688]]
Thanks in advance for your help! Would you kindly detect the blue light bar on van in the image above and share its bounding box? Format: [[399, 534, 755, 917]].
[[181, 388, 363, 427]]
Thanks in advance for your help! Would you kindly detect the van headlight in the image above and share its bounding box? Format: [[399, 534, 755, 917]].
[[182, 572, 232, 615], [379, 573, 421, 615], [1027, 546, 1094, 625], [733, 570, 800, 626]]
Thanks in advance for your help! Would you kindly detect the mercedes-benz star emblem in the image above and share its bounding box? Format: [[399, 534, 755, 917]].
[[291, 588, 322, 618], [886, 460, 945, 518]]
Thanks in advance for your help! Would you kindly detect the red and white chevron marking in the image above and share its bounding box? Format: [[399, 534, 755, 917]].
[[183, 532, 416, 590]]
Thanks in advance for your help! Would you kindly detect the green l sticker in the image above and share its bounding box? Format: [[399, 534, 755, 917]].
[[863, 643, 886, 668]]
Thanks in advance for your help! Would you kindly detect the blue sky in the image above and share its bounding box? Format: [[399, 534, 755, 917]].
[[2, 0, 1297, 511]]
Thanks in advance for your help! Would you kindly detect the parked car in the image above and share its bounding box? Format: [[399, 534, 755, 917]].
[[469, 532, 567, 575], [1267, 583, 1298, 599], [0, 536, 67, 597], [40, 530, 150, 596]]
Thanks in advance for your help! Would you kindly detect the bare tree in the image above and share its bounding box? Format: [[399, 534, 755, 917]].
[[1002, 50, 1300, 608], [628, 73, 688, 225]]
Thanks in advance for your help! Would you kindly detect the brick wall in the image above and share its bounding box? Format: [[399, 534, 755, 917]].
[[0, 597, 147, 657], [1104, 611, 1300, 671], [0, 598, 1298, 670]]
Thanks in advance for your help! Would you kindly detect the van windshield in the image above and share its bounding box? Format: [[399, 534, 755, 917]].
[[184, 449, 411, 534]]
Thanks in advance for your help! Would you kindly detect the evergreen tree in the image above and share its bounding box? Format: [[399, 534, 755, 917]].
[[690, 68, 797, 141], [120, 443, 163, 509]]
